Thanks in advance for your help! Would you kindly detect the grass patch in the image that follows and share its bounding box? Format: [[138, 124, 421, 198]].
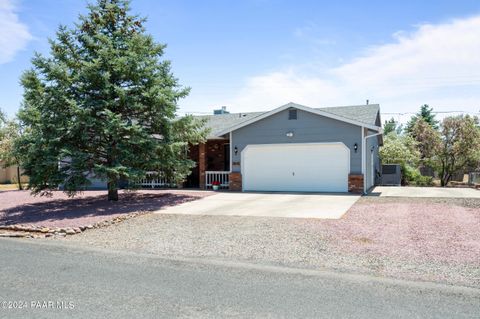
[[0, 184, 25, 191]]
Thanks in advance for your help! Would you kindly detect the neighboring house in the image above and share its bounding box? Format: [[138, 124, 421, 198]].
[[188, 102, 383, 194]]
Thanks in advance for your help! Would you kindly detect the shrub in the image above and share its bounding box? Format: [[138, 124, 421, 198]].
[[412, 175, 434, 186], [401, 165, 433, 186]]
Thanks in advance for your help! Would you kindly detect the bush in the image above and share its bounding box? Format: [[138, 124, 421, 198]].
[[401, 165, 434, 186], [412, 175, 434, 186]]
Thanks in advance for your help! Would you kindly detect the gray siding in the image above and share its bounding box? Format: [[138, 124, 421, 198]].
[[231, 109, 364, 174]]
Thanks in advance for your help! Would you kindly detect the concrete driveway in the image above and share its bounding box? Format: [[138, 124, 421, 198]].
[[371, 186, 480, 198], [155, 192, 360, 219]]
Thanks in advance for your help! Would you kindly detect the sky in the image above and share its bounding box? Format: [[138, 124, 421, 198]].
[[1, 0, 480, 124]]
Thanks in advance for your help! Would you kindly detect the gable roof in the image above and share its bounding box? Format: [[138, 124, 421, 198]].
[[197, 102, 381, 139], [319, 104, 380, 128], [195, 112, 265, 139]]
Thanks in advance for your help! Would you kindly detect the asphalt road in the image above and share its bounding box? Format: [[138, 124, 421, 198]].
[[0, 239, 478, 319]]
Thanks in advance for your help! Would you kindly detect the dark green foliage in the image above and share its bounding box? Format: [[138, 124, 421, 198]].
[[18, 0, 207, 200], [405, 104, 439, 133], [383, 117, 402, 135]]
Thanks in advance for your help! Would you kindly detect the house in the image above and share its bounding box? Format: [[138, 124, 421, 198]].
[[186, 102, 382, 194]]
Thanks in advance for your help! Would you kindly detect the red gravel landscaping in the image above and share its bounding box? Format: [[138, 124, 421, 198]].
[[0, 189, 213, 228], [304, 197, 480, 265]]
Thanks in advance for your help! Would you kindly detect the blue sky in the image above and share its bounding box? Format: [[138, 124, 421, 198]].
[[1, 0, 480, 123]]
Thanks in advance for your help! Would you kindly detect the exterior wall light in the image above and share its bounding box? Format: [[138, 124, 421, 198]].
[[234, 146, 238, 155], [354, 143, 358, 153], [286, 131, 294, 138]]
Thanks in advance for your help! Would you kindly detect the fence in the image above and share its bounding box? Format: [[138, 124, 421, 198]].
[[137, 172, 174, 188], [205, 171, 230, 189], [468, 172, 480, 185]]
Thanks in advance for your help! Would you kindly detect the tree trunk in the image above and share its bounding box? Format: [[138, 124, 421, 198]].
[[441, 173, 451, 187], [107, 180, 118, 201], [16, 166, 22, 190]]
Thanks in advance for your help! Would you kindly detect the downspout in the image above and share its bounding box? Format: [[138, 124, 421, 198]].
[[363, 130, 383, 194], [229, 132, 233, 172]]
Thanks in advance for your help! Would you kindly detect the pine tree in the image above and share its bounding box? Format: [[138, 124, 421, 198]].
[[383, 117, 402, 135], [405, 104, 439, 133], [18, 0, 207, 200]]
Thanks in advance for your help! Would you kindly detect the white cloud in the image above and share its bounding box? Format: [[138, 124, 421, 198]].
[[226, 15, 480, 120], [0, 0, 32, 64]]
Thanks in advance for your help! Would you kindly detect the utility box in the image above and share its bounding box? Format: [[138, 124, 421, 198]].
[[381, 164, 401, 186]]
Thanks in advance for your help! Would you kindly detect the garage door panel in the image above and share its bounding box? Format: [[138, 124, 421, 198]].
[[242, 143, 349, 192]]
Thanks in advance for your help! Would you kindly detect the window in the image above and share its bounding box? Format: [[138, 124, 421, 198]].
[[288, 109, 297, 120]]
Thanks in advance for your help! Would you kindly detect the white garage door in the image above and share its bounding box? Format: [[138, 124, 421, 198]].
[[242, 143, 349, 192]]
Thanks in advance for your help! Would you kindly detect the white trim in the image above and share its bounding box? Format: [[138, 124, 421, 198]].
[[370, 151, 375, 188], [361, 127, 366, 193], [205, 171, 230, 189], [229, 131, 233, 172], [363, 131, 383, 194], [216, 102, 381, 136], [241, 142, 350, 193]]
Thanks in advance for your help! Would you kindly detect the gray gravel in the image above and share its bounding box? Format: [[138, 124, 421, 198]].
[[62, 196, 480, 288]]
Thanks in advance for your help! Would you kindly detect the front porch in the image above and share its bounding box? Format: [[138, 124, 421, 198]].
[[186, 139, 232, 190]]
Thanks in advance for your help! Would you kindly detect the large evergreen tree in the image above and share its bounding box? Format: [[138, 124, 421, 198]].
[[405, 104, 439, 133], [18, 0, 206, 200]]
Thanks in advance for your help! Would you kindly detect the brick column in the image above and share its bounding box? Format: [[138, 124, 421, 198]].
[[199, 143, 206, 189], [348, 174, 364, 193], [229, 172, 242, 191]]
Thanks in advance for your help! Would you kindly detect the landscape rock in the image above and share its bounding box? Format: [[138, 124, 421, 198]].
[[0, 232, 27, 238]]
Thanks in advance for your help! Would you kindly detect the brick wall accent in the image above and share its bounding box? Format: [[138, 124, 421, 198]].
[[206, 140, 228, 171], [348, 174, 364, 193], [229, 172, 242, 191], [199, 143, 206, 189]]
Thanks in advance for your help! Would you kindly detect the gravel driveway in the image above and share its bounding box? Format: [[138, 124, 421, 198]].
[[63, 196, 480, 287]]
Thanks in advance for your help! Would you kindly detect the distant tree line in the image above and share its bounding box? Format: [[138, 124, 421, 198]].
[[380, 104, 480, 186]]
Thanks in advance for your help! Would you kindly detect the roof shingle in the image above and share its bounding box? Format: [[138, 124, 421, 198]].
[[195, 103, 380, 139]]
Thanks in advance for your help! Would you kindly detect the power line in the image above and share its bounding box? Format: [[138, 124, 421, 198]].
[[382, 110, 480, 115]]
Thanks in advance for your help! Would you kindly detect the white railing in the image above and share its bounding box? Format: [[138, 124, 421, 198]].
[[206, 171, 230, 189], [138, 171, 173, 188]]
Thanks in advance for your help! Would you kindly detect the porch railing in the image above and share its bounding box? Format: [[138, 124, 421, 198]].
[[138, 171, 173, 188], [206, 171, 230, 189]]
